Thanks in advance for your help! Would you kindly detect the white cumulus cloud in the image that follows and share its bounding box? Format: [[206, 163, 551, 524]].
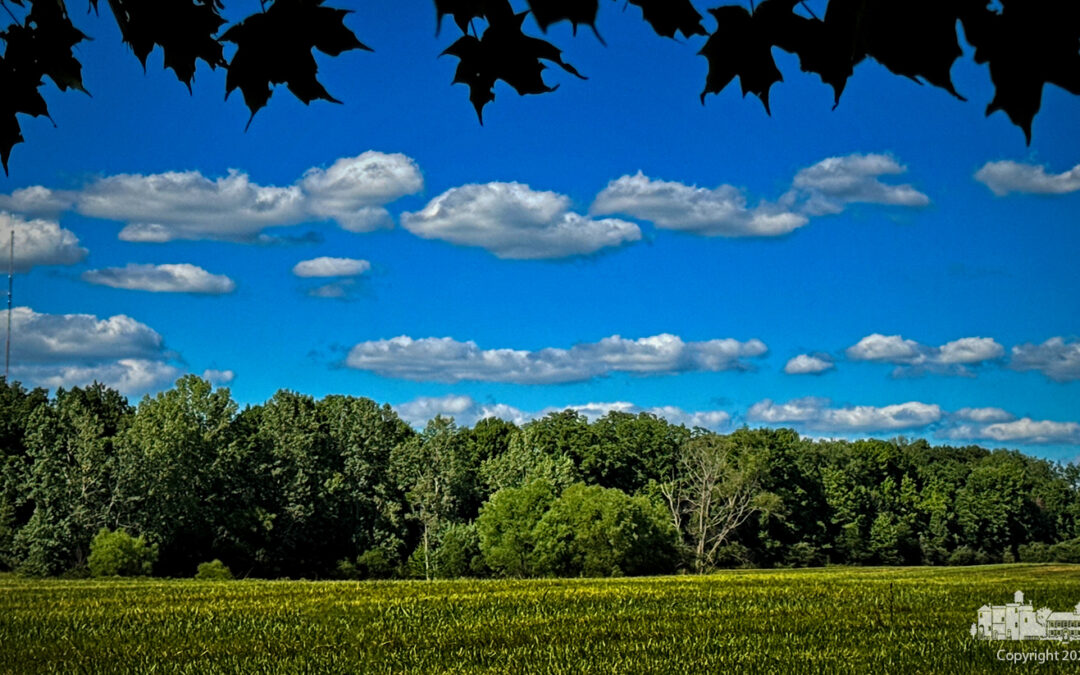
[[8, 307, 165, 363], [789, 153, 930, 216], [846, 333, 1004, 376], [0, 212, 87, 272], [346, 333, 767, 384], [401, 182, 641, 259], [0, 186, 75, 215], [974, 160, 1080, 196], [5, 307, 180, 396], [299, 152, 423, 232], [784, 354, 835, 375], [941, 411, 1080, 445], [590, 172, 808, 237], [748, 397, 942, 432], [292, 256, 371, 277], [1010, 338, 1080, 382], [13, 359, 181, 397], [82, 263, 236, 294], [3, 152, 423, 243]]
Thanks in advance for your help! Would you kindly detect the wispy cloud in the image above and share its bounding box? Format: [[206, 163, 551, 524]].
[[393, 394, 730, 430], [82, 263, 236, 294], [347, 333, 767, 384], [402, 182, 641, 259], [974, 160, 1080, 196], [748, 397, 943, 432]]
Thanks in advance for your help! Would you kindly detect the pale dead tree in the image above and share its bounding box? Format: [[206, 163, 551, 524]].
[[661, 435, 779, 572]]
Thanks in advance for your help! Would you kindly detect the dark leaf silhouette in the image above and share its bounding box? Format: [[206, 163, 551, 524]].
[[628, 0, 706, 39], [222, 0, 370, 128], [1, 0, 1079, 172], [962, 0, 1080, 143], [526, 0, 601, 41], [699, 5, 783, 113], [102, 0, 227, 87], [442, 9, 585, 122], [434, 0, 491, 35], [0, 0, 90, 173]]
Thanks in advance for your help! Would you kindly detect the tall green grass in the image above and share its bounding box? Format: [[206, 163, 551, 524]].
[[2, 565, 1079, 673]]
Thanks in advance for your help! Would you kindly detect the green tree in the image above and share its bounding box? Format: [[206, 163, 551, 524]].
[[0, 377, 49, 569], [533, 483, 679, 577], [662, 434, 779, 572], [477, 478, 557, 578], [115, 375, 237, 575], [87, 527, 157, 577], [14, 384, 131, 575], [390, 416, 474, 580]]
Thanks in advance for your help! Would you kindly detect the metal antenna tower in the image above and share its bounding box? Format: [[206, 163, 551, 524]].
[[5, 230, 12, 380]]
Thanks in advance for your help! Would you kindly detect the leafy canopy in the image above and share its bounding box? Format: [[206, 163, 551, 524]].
[[2, 0, 1078, 173]]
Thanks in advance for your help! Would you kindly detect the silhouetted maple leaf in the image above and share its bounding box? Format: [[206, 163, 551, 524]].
[[527, 0, 602, 42], [223, 0, 370, 128], [962, 0, 1080, 143], [628, 0, 706, 39], [442, 10, 585, 122], [434, 0, 491, 34], [699, 5, 783, 113], [101, 0, 226, 87]]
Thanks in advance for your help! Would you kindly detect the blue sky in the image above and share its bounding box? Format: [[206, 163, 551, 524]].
[[2, 1, 1079, 460]]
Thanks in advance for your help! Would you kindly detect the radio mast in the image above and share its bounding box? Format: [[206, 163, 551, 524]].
[[5, 230, 12, 380]]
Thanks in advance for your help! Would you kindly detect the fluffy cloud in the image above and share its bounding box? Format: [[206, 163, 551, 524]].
[[82, 263, 236, 294], [590, 172, 808, 237], [2, 152, 423, 243], [299, 152, 423, 231], [790, 153, 930, 216], [14, 360, 181, 397], [401, 182, 641, 259], [974, 160, 1080, 196], [846, 333, 1004, 376], [82, 170, 308, 242], [8, 307, 165, 363], [589, 154, 927, 238], [346, 333, 768, 384], [292, 256, 371, 277], [0, 186, 75, 215], [202, 369, 236, 385], [6, 307, 179, 395], [1010, 338, 1080, 382], [1, 212, 87, 272], [393, 394, 730, 430], [748, 397, 942, 432], [941, 408, 1080, 445], [784, 354, 834, 375]]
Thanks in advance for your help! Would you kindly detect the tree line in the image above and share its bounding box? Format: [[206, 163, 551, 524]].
[[1, 374, 1078, 579]]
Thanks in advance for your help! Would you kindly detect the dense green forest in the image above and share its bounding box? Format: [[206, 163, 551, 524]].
[[2, 375, 1078, 579]]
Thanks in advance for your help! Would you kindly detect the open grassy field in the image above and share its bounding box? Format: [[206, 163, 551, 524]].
[[2, 565, 1079, 673]]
